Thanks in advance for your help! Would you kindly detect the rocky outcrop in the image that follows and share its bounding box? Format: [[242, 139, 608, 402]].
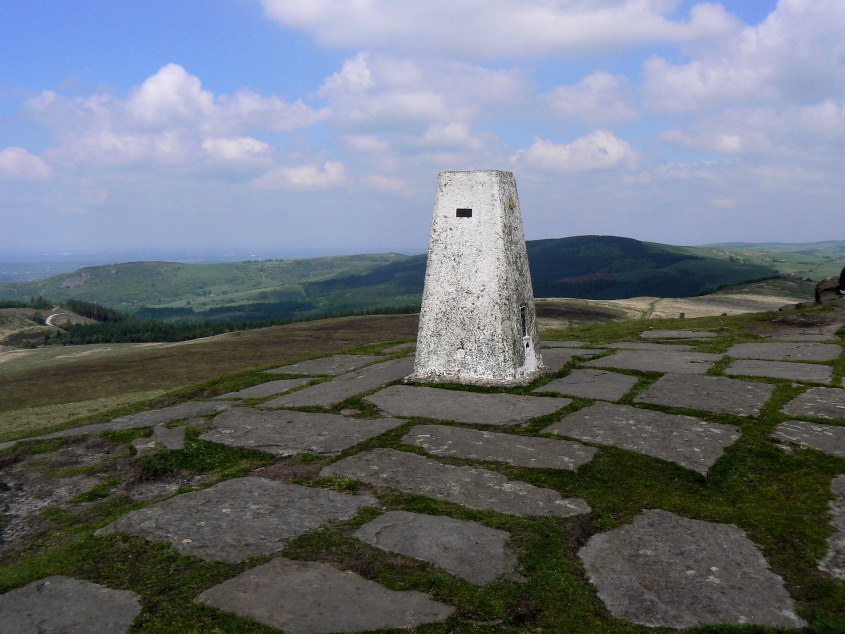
[[815, 275, 845, 308]]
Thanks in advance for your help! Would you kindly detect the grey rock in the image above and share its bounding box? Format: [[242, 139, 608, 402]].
[[726, 342, 841, 361], [540, 340, 587, 348], [640, 329, 718, 339], [820, 475, 845, 579], [634, 373, 775, 416], [264, 353, 380, 375], [771, 420, 845, 457], [782, 387, 845, 419], [726, 359, 833, 383], [131, 436, 157, 456], [214, 377, 311, 399], [194, 557, 455, 632], [260, 357, 414, 408], [585, 350, 722, 375], [364, 385, 570, 425], [597, 341, 693, 351], [544, 402, 739, 475], [96, 477, 376, 562], [199, 407, 405, 455], [354, 510, 520, 584], [0, 575, 141, 634], [323, 448, 590, 517], [154, 424, 186, 450], [403, 424, 596, 471], [535, 369, 637, 401], [541, 347, 604, 372], [579, 509, 805, 629], [764, 333, 838, 341]]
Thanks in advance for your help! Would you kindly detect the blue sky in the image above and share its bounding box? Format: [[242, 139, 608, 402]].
[[1, 0, 843, 258]]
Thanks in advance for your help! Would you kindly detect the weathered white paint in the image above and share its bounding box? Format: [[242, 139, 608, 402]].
[[408, 170, 544, 385]]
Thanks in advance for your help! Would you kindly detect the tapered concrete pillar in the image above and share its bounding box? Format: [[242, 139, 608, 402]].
[[408, 170, 544, 385]]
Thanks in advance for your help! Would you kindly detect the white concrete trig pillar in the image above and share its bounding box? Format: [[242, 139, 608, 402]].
[[408, 170, 544, 385]]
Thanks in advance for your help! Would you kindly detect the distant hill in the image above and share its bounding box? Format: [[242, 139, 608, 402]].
[[0, 235, 810, 321]]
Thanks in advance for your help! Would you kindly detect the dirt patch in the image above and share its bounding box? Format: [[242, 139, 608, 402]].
[[251, 457, 326, 482]]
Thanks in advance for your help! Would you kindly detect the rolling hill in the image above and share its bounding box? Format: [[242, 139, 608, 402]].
[[0, 235, 823, 322]]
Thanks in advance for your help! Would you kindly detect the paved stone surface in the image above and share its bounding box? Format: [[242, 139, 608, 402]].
[[726, 342, 841, 361], [545, 402, 739, 475], [322, 448, 590, 517], [195, 557, 455, 632], [535, 369, 637, 401], [0, 401, 230, 450], [264, 354, 380, 375], [771, 420, 845, 457], [131, 435, 157, 456], [108, 401, 230, 427], [364, 385, 570, 425], [260, 356, 414, 408], [782, 387, 845, 419], [820, 475, 845, 579], [634, 373, 775, 416], [585, 350, 722, 374], [0, 575, 142, 633], [354, 510, 519, 584], [199, 407, 405, 455], [541, 347, 604, 372], [726, 359, 833, 383], [96, 477, 376, 562], [579, 509, 805, 629], [765, 333, 838, 341], [640, 329, 718, 339], [214, 377, 312, 399], [403, 424, 596, 471], [598, 341, 693, 351], [541, 340, 587, 348]]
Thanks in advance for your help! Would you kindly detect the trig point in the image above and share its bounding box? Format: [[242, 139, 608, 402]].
[[408, 170, 544, 386]]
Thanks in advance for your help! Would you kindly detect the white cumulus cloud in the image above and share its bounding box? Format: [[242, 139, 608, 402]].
[[252, 161, 347, 190], [202, 137, 271, 162], [262, 0, 738, 58], [543, 71, 639, 125], [0, 147, 54, 180], [514, 130, 637, 172]]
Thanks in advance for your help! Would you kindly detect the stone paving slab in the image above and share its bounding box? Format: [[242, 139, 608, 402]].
[[0, 575, 142, 634], [771, 420, 845, 457], [544, 402, 740, 475], [260, 356, 414, 408], [264, 353, 380, 375], [364, 385, 571, 425], [726, 342, 841, 361], [540, 340, 587, 348], [764, 333, 838, 341], [726, 359, 833, 383], [214, 377, 312, 399], [195, 557, 455, 632], [96, 477, 376, 562], [154, 423, 186, 449], [354, 510, 519, 584], [579, 509, 805, 629], [597, 341, 693, 351], [640, 329, 718, 339], [782, 387, 845, 419], [322, 448, 590, 517], [199, 407, 405, 455], [535, 369, 638, 401], [584, 350, 722, 375], [541, 347, 604, 372], [403, 424, 596, 471], [634, 373, 775, 416], [820, 475, 845, 579]]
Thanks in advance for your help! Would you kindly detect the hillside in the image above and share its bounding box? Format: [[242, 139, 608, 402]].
[[0, 236, 816, 321]]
